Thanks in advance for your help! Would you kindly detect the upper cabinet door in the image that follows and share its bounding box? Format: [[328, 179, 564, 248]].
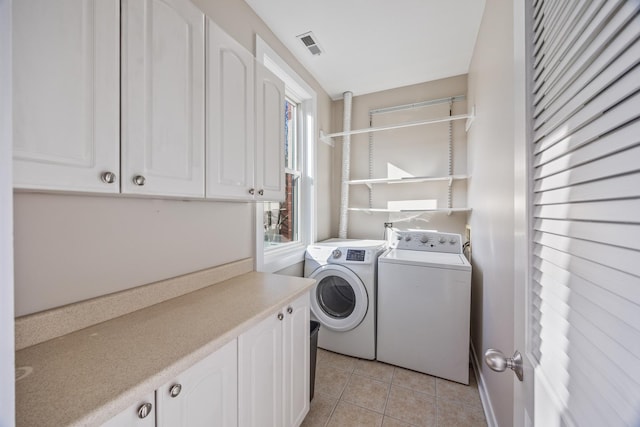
[[206, 19, 255, 200], [255, 63, 285, 202], [12, 0, 120, 193], [122, 0, 205, 197]]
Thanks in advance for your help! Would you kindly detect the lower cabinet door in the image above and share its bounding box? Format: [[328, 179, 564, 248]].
[[238, 311, 284, 427], [101, 393, 155, 427], [156, 339, 238, 427], [284, 295, 310, 427], [239, 294, 311, 427]]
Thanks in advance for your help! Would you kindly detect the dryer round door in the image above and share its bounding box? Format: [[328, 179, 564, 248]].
[[308, 264, 368, 332]]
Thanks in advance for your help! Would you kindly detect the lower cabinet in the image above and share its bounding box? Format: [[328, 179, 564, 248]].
[[156, 339, 238, 426], [238, 294, 310, 427], [102, 339, 237, 427], [101, 393, 156, 427], [102, 293, 309, 427]]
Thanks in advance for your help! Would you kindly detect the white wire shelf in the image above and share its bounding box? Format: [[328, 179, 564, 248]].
[[346, 175, 468, 187], [319, 113, 473, 143], [347, 207, 472, 214]]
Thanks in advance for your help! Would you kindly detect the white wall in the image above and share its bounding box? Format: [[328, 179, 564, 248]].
[[13, 194, 254, 315], [13, 0, 334, 316], [331, 76, 469, 239], [466, 0, 516, 425], [0, 0, 15, 424]]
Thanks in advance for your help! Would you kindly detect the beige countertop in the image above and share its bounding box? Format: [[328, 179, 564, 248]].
[[15, 271, 314, 427]]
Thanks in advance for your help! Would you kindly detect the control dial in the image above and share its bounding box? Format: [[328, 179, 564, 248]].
[[439, 237, 446, 243], [332, 249, 342, 259], [450, 238, 457, 244], [405, 235, 412, 241], [420, 235, 429, 244]]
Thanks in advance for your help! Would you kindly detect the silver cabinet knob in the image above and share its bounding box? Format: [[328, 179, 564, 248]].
[[248, 188, 255, 195], [137, 402, 153, 419], [100, 171, 116, 184], [169, 383, 182, 398], [132, 175, 146, 186], [287, 306, 293, 314], [277, 313, 284, 321], [258, 189, 264, 196], [484, 348, 523, 381]]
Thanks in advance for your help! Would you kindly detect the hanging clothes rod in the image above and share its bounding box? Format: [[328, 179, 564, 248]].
[[319, 113, 472, 143], [369, 95, 466, 115]]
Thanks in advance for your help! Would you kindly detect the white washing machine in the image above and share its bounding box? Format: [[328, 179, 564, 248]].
[[304, 239, 386, 359], [377, 230, 471, 384]]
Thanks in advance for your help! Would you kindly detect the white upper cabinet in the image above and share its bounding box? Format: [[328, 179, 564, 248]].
[[205, 19, 255, 200], [13, 1, 284, 202], [255, 63, 285, 202], [121, 0, 205, 197], [12, 0, 120, 192]]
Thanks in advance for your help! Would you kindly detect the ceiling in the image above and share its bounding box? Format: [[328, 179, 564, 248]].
[[244, 0, 486, 99]]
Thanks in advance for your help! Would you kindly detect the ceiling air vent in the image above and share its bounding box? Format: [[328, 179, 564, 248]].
[[297, 32, 323, 56]]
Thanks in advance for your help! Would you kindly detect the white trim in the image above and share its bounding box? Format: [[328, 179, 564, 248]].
[[471, 340, 499, 427], [513, 0, 535, 425], [256, 38, 313, 101], [261, 245, 306, 274], [0, 0, 15, 424], [255, 36, 317, 273]]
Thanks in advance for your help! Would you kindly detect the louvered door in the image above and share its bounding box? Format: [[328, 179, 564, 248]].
[[526, 0, 640, 425]]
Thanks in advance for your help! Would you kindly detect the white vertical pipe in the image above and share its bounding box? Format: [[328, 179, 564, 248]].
[[338, 91, 353, 239], [447, 98, 453, 209]]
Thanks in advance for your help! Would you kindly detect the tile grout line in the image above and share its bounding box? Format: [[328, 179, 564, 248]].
[[313, 351, 486, 427], [382, 366, 396, 416], [324, 363, 353, 426], [435, 376, 439, 427]]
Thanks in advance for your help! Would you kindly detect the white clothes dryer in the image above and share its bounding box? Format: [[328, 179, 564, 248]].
[[377, 230, 472, 384], [304, 239, 386, 359]]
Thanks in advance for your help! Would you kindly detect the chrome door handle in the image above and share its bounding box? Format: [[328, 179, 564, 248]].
[[484, 348, 523, 381], [169, 383, 182, 397], [132, 175, 146, 186], [137, 402, 153, 419], [100, 171, 116, 184]]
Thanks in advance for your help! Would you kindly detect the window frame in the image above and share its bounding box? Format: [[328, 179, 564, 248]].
[[255, 36, 316, 273], [262, 95, 302, 250]]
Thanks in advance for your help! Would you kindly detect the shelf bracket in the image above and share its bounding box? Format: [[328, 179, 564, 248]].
[[319, 130, 334, 146], [465, 105, 476, 132], [448, 176, 453, 187]]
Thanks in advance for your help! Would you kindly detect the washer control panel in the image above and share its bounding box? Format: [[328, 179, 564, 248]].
[[306, 245, 381, 264], [391, 231, 463, 254]]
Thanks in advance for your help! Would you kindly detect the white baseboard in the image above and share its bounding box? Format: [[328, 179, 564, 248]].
[[471, 340, 499, 427]]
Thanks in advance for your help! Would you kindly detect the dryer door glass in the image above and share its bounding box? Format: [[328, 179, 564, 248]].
[[308, 264, 368, 332], [317, 276, 355, 318]]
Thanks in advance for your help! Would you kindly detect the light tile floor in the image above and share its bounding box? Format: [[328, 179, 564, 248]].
[[302, 349, 488, 427]]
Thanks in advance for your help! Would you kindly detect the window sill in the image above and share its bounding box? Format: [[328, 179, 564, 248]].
[[260, 242, 307, 274]]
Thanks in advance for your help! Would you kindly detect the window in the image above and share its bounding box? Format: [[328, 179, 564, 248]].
[[255, 36, 317, 273], [263, 97, 301, 248]]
